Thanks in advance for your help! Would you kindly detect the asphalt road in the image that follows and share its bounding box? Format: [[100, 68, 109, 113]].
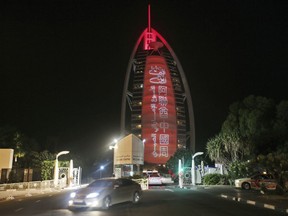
[[0, 186, 287, 216]]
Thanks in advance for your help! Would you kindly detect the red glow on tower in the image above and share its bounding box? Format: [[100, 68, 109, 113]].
[[141, 56, 177, 164], [144, 4, 156, 50]]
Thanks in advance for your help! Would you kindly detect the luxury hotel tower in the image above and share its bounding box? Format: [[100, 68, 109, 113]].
[[120, 5, 195, 165]]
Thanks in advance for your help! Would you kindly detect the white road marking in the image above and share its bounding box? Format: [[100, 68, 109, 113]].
[[247, 200, 256, 205], [15, 208, 23, 212], [264, 204, 275, 210]]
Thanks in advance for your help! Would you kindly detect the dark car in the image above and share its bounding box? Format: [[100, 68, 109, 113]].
[[68, 178, 142, 210]]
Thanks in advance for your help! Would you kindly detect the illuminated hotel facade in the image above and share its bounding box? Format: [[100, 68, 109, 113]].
[[120, 6, 195, 165]]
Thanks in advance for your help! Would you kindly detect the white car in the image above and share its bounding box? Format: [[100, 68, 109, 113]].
[[160, 174, 174, 184], [148, 173, 162, 185], [235, 173, 277, 190]]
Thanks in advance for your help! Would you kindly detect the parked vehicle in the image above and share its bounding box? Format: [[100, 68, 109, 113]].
[[160, 174, 174, 184], [148, 172, 162, 185], [68, 178, 142, 210], [235, 173, 277, 190]]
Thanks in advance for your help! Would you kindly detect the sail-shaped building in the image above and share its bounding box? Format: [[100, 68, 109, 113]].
[[120, 5, 195, 165]]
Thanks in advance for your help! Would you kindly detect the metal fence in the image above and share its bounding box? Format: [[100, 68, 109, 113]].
[[133, 178, 149, 190], [0, 178, 67, 191]]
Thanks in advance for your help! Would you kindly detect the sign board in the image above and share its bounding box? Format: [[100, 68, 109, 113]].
[[114, 134, 144, 165], [0, 149, 14, 169]]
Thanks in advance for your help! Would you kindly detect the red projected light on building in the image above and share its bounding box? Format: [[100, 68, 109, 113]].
[[143, 4, 156, 50], [141, 55, 177, 164]]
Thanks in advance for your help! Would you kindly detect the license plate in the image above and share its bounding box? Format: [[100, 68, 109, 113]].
[[74, 199, 84, 203]]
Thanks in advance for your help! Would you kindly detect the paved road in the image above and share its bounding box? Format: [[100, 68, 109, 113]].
[[0, 185, 287, 215], [188, 185, 288, 214]]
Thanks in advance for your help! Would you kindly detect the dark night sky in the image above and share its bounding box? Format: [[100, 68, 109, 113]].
[[1, 0, 288, 158]]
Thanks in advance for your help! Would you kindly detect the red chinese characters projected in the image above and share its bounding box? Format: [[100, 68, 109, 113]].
[[142, 56, 177, 164]]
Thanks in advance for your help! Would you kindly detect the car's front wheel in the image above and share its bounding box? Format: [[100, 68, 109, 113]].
[[242, 182, 251, 190], [102, 196, 111, 210], [132, 191, 141, 204]]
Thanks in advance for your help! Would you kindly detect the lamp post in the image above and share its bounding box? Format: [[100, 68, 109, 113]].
[[178, 159, 183, 188], [191, 152, 203, 186], [54, 151, 70, 187], [142, 139, 146, 163], [109, 138, 118, 150], [100, 165, 104, 179], [109, 139, 118, 176]]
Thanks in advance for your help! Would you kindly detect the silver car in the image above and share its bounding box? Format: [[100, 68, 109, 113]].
[[68, 178, 142, 210]]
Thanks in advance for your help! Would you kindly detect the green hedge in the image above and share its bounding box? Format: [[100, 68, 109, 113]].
[[203, 173, 229, 185]]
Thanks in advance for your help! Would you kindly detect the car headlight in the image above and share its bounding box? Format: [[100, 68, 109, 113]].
[[86, 192, 99, 198], [70, 192, 76, 198]]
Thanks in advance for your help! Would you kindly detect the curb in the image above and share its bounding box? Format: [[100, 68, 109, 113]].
[[220, 194, 288, 214], [0, 188, 56, 202]]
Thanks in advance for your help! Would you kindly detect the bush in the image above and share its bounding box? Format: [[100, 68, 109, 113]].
[[203, 173, 229, 185]]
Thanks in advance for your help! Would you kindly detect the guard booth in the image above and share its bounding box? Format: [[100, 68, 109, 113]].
[[0, 149, 14, 183], [113, 134, 144, 178]]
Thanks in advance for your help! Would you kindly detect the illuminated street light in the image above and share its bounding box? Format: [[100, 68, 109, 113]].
[[191, 152, 203, 186], [178, 159, 183, 188], [142, 139, 146, 163], [54, 151, 70, 187], [100, 165, 104, 178], [109, 138, 118, 150], [109, 139, 118, 177]]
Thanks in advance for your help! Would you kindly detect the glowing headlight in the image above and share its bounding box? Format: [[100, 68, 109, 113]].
[[70, 192, 76, 198], [86, 192, 99, 198]]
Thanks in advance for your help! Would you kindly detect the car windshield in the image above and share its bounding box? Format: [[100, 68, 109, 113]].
[[88, 180, 114, 188], [149, 173, 160, 177], [250, 174, 274, 180]]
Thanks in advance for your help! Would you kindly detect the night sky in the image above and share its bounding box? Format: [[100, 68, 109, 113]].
[[1, 0, 287, 158]]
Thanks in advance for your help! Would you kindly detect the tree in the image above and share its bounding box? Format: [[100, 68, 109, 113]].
[[166, 148, 195, 176], [28, 150, 55, 180], [206, 95, 288, 183], [41, 160, 55, 180], [274, 100, 288, 146], [206, 131, 246, 168], [256, 145, 288, 189], [221, 95, 276, 155], [0, 126, 42, 165], [0, 127, 26, 162]]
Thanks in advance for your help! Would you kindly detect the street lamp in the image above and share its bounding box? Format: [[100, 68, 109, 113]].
[[191, 152, 204, 186], [109, 138, 118, 150], [100, 165, 104, 178], [142, 139, 146, 163], [178, 159, 183, 188], [54, 151, 70, 187], [109, 139, 118, 177]]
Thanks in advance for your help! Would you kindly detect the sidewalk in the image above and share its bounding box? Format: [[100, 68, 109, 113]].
[[174, 184, 288, 215], [0, 185, 82, 201], [0, 188, 56, 201], [220, 191, 288, 214]]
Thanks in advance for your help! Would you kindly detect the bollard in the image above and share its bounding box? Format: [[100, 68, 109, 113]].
[[6, 189, 16, 200]]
